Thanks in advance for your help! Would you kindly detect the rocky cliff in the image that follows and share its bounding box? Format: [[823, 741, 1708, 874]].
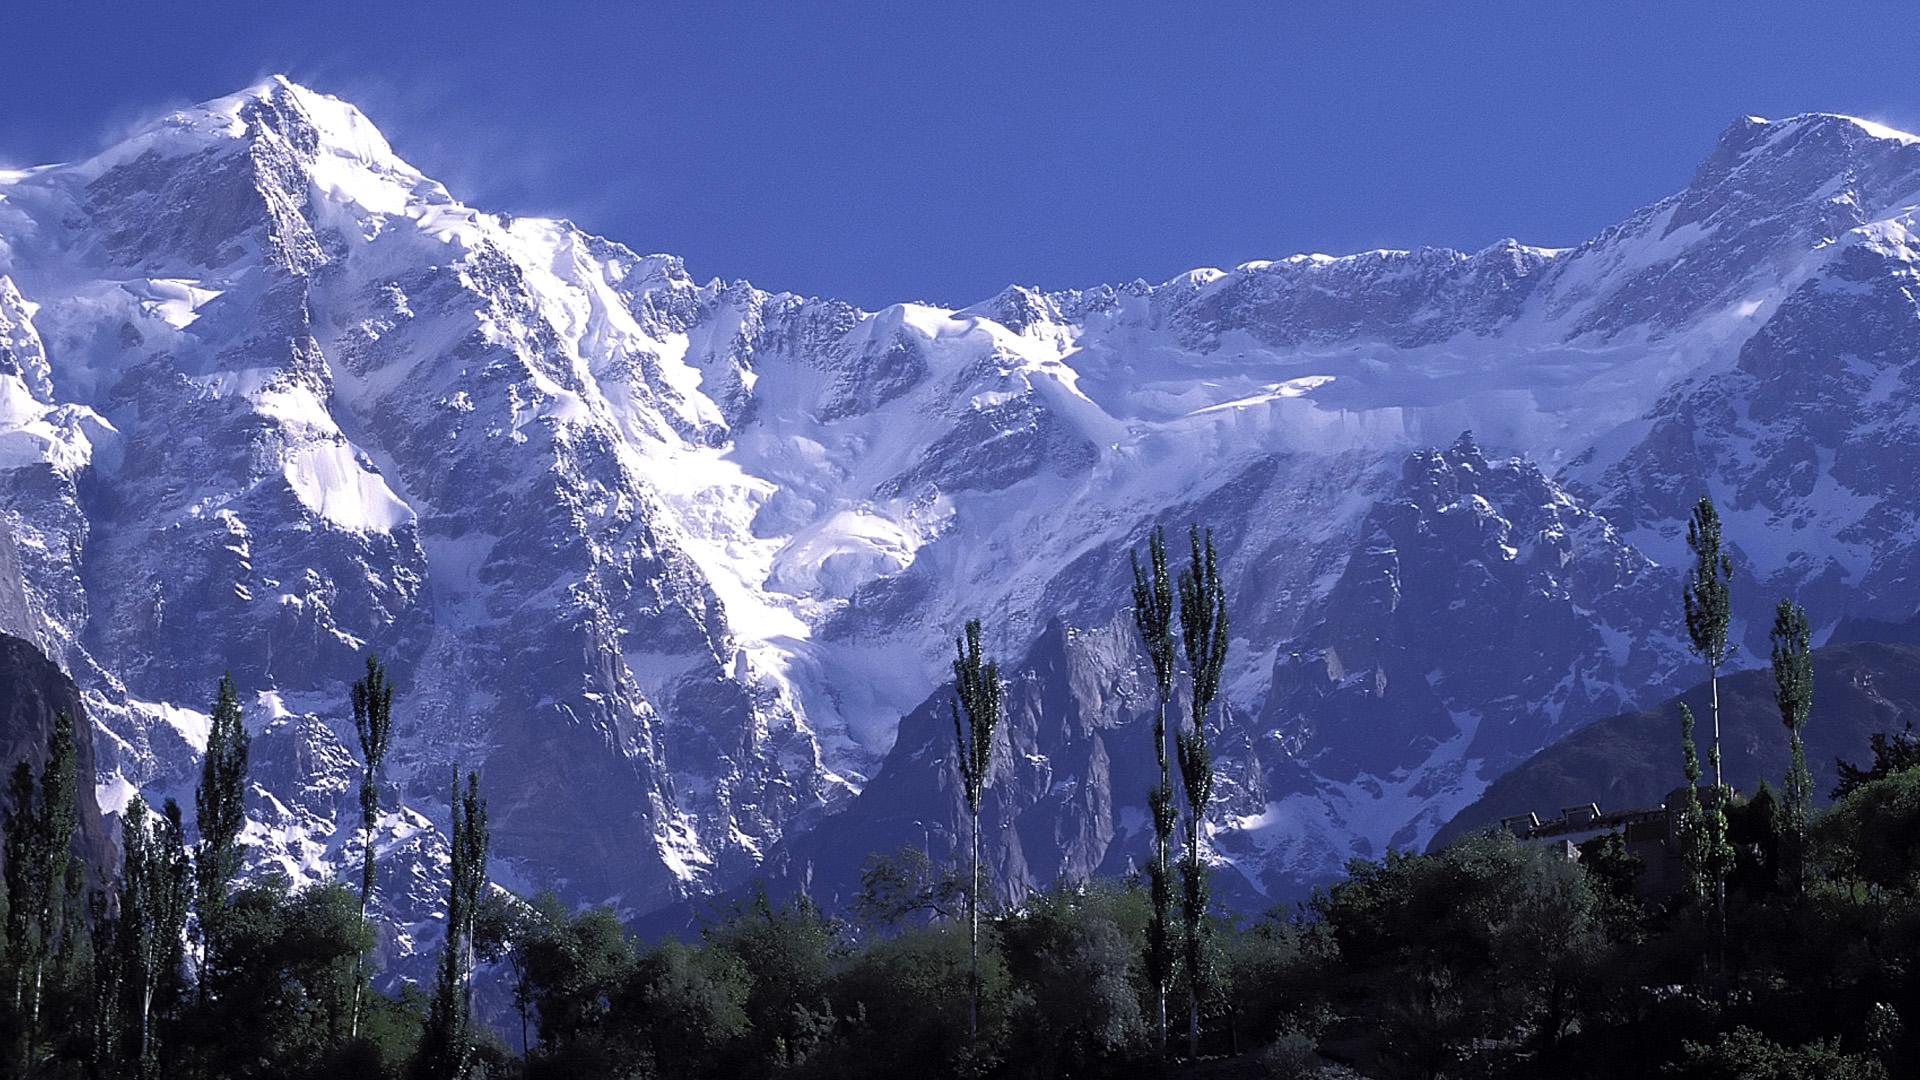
[[0, 81, 1917, 921]]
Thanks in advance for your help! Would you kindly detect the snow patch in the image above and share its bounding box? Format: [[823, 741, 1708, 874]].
[[283, 441, 414, 533]]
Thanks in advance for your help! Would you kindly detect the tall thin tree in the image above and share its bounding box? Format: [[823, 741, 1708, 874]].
[[1770, 597, 1814, 892], [4, 759, 34, 1016], [1176, 525, 1228, 1059], [1131, 527, 1177, 1056], [1684, 496, 1733, 788], [1683, 496, 1733, 947], [2, 710, 80, 1070], [120, 795, 191, 1080], [91, 889, 122, 1073], [1678, 703, 1733, 969], [350, 653, 395, 1038], [950, 618, 1002, 1047], [194, 672, 250, 993], [417, 768, 489, 1080]]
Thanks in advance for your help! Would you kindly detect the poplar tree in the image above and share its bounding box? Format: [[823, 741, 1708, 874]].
[[119, 795, 191, 1079], [1676, 705, 1731, 894], [194, 673, 250, 989], [4, 760, 33, 1015], [1684, 496, 1734, 787], [417, 769, 488, 1080], [1131, 527, 1177, 1056], [950, 618, 1001, 1047], [2, 710, 80, 1070], [1771, 598, 1814, 892], [1679, 702, 1732, 970], [350, 653, 395, 1038], [91, 890, 122, 1072], [1683, 496, 1733, 948], [1176, 525, 1228, 1059]]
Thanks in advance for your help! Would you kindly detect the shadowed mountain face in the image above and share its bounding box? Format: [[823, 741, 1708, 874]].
[[2, 78, 1920, 927], [0, 634, 111, 882], [1432, 640, 1920, 850]]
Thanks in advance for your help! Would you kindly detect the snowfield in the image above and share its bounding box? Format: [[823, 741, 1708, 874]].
[[0, 79, 1917, 937]]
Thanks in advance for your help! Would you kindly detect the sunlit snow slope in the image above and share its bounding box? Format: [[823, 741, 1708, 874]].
[[1, 80, 1917, 923]]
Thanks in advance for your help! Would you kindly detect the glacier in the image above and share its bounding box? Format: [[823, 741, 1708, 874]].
[[0, 78, 1917, 938]]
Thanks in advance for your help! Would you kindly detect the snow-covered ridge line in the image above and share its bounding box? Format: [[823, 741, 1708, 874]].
[[0, 77, 1918, 927]]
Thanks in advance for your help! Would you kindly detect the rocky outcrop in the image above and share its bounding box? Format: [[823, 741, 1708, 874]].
[[0, 634, 112, 882], [5, 81, 1920, 921]]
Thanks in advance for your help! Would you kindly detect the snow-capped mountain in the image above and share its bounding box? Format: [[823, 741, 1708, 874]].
[[0, 79, 1916, 928]]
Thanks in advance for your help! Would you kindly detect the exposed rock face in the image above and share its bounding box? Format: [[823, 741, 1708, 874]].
[[753, 614, 1161, 914], [2, 80, 1919, 923], [1267, 434, 1668, 782], [771, 438, 1682, 911], [0, 634, 111, 881]]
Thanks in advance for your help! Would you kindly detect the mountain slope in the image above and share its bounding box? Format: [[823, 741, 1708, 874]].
[[1432, 639, 1920, 849], [0, 80, 1917, 917]]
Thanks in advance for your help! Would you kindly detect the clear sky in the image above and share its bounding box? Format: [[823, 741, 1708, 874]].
[[4, 2, 1916, 310]]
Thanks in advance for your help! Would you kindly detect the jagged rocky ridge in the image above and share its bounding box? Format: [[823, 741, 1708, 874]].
[[0, 81, 1915, 932]]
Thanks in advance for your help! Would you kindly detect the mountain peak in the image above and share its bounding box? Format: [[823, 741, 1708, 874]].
[[1700, 111, 1920, 177], [200, 76, 407, 171], [74, 76, 412, 185], [1766, 112, 1919, 145]]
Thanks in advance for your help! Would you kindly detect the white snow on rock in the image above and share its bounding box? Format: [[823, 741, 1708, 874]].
[[0, 83, 1917, 924]]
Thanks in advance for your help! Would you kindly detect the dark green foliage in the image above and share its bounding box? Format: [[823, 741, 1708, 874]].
[[1175, 524, 1227, 1057], [1130, 526, 1178, 1052], [115, 795, 190, 1079], [195, 673, 251, 979], [703, 888, 843, 1074], [520, 899, 632, 1055], [3, 710, 84, 1073], [1673, 1026, 1888, 1079], [1683, 496, 1736, 967], [354, 985, 428, 1079], [1130, 527, 1177, 703], [1813, 768, 1920, 888], [414, 770, 487, 1080], [1679, 704, 1734, 912], [621, 938, 749, 1077], [1834, 723, 1920, 800], [515, 903, 755, 1080], [1772, 598, 1814, 889], [350, 654, 395, 1042], [828, 922, 1015, 1080], [512, 894, 724, 1079], [849, 846, 961, 932], [1217, 910, 1336, 1064], [1576, 830, 1645, 912], [1728, 780, 1782, 899], [33, 730, 1920, 1080], [950, 619, 1002, 823], [352, 654, 395, 912], [1315, 833, 1599, 1077], [1174, 724, 1214, 1053], [949, 617, 1001, 1044], [1684, 496, 1734, 680], [185, 874, 375, 1080], [998, 882, 1148, 1077], [1177, 525, 1230, 726]]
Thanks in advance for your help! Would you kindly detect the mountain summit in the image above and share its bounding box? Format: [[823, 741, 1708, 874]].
[[1, 82, 1917, 925]]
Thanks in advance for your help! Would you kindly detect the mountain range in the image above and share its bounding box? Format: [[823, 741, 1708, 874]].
[[0, 79, 1917, 951]]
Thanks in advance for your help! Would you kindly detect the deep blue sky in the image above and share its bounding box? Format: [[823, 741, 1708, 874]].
[[4, 2, 1916, 309]]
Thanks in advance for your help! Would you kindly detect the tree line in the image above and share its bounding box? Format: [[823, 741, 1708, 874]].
[[8, 504, 1920, 1076], [0, 664, 489, 1078]]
